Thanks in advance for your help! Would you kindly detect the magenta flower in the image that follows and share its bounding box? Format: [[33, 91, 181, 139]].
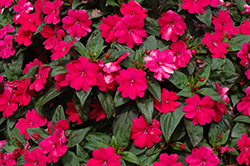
[[237, 86, 250, 117], [169, 40, 192, 68], [54, 73, 69, 91], [51, 40, 76, 60], [62, 9, 92, 38], [23, 58, 43, 74], [131, 115, 162, 148], [0, 23, 15, 39], [120, 0, 147, 19], [0, 152, 16, 166], [0, 0, 13, 9], [186, 146, 220, 166], [16, 109, 47, 139], [183, 94, 215, 125], [181, 0, 210, 14], [0, 35, 15, 59], [4, 80, 18, 94], [31, 0, 44, 26], [86, 146, 121, 166], [66, 56, 99, 91], [115, 67, 148, 100], [153, 153, 184, 166], [13, 0, 33, 23], [15, 29, 33, 46], [29, 66, 51, 92], [243, 4, 250, 14], [42, 0, 63, 24], [0, 90, 19, 118], [212, 10, 236, 39], [158, 10, 187, 42], [39, 128, 68, 163], [240, 20, 250, 35], [144, 49, 177, 81], [114, 15, 147, 48], [237, 42, 250, 67], [88, 98, 106, 121], [40, 25, 65, 50], [216, 82, 230, 104], [99, 15, 121, 43], [237, 133, 250, 165], [65, 99, 82, 125], [0, 140, 6, 149], [154, 88, 180, 114], [53, 120, 69, 131], [221, 145, 233, 154], [24, 148, 48, 166], [201, 32, 229, 58], [16, 77, 34, 106], [246, 69, 250, 80], [210, 0, 224, 7]]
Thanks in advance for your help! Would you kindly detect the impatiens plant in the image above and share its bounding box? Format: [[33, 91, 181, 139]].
[[2, 0, 250, 165]]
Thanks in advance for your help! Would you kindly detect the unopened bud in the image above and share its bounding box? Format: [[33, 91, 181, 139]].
[[170, 144, 174, 147], [135, 61, 139, 66], [104, 52, 110, 59], [191, 49, 197, 55], [218, 134, 223, 139], [120, 147, 125, 151], [183, 37, 188, 41], [160, 145, 164, 149], [180, 144, 185, 150], [196, 43, 200, 47], [199, 77, 205, 82], [145, 49, 151, 55], [240, 81, 245, 86], [32, 133, 41, 140], [196, 59, 203, 63], [223, 2, 232, 8]]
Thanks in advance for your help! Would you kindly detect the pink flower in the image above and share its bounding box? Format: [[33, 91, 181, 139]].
[[15, 28, 33, 46], [237, 42, 250, 67], [62, 9, 92, 38], [114, 15, 147, 48], [0, 0, 13, 9], [201, 32, 229, 58], [115, 67, 147, 100], [54, 73, 69, 91], [88, 98, 106, 121], [221, 145, 233, 154], [0, 90, 19, 118], [182, 94, 215, 125], [23, 58, 43, 74], [120, 0, 147, 19], [210, 0, 224, 7], [169, 40, 192, 68], [153, 153, 184, 166], [0, 152, 16, 166], [237, 86, 250, 117], [65, 100, 82, 125], [15, 77, 34, 106], [86, 146, 121, 166], [216, 82, 229, 103], [246, 69, 250, 80], [29, 66, 51, 91], [240, 20, 250, 35], [0, 23, 15, 39], [212, 10, 236, 39], [154, 88, 180, 114], [158, 10, 187, 42], [4, 80, 18, 94], [16, 109, 47, 139], [39, 128, 67, 163], [24, 148, 48, 166], [0, 35, 15, 59], [42, 0, 63, 24], [186, 146, 220, 165], [181, 0, 210, 14], [144, 49, 177, 81], [40, 25, 65, 50], [66, 56, 99, 91], [0, 76, 3, 83], [0, 140, 6, 149], [31, 0, 44, 26], [17, 13, 37, 32], [99, 15, 121, 43], [237, 133, 250, 165], [53, 120, 69, 131], [131, 115, 162, 148], [13, 0, 33, 23], [243, 4, 250, 14], [51, 40, 76, 60]]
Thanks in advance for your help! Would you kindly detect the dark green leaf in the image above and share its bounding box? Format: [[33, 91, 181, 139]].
[[65, 35, 87, 57], [184, 118, 203, 147], [76, 144, 90, 163], [72, 0, 82, 9], [67, 127, 91, 148], [234, 115, 250, 124], [139, 152, 160, 165], [114, 90, 130, 107], [89, 32, 104, 58], [34, 22, 45, 35], [177, 87, 195, 97], [111, 136, 118, 150], [144, 17, 160, 37], [194, 63, 211, 87], [26, 128, 50, 144], [23, 65, 39, 79], [141, 35, 156, 54], [119, 151, 141, 165], [106, 0, 119, 6], [147, 76, 161, 102], [198, 88, 224, 102], [221, 58, 236, 72], [236, 0, 247, 12], [211, 57, 226, 71], [168, 71, 188, 89], [84, 142, 109, 151], [196, 6, 212, 27], [116, 123, 132, 150], [51, 105, 65, 129], [96, 89, 114, 118], [75, 88, 92, 107], [86, 132, 111, 144], [61, 151, 80, 166], [50, 66, 67, 77], [231, 122, 250, 138], [210, 71, 239, 88], [228, 34, 250, 51]]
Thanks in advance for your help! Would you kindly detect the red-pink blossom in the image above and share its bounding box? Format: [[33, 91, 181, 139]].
[[66, 56, 99, 91], [154, 88, 180, 114], [0, 23, 15, 39], [42, 0, 63, 24], [31, 0, 44, 26], [40, 25, 65, 50], [183, 94, 215, 125], [62, 9, 92, 38], [15, 77, 34, 106], [114, 15, 147, 48], [0, 152, 16, 166], [169, 40, 192, 68], [115, 67, 148, 100], [144, 49, 177, 81], [237, 42, 250, 67], [88, 98, 106, 121], [13, 0, 33, 23], [65, 100, 83, 125], [201, 32, 229, 58], [16, 13, 37, 32], [0, 90, 19, 118], [0, 140, 6, 149], [243, 4, 250, 14], [29, 66, 51, 92], [237, 86, 250, 117], [216, 82, 229, 103], [210, 0, 224, 7], [221, 145, 233, 154], [0, 0, 13, 9], [158, 10, 187, 42], [4, 80, 18, 94], [186, 146, 220, 165], [15, 29, 33, 46], [24, 148, 48, 166], [237, 133, 250, 165], [0, 35, 15, 59], [53, 120, 69, 131], [23, 58, 43, 74], [99, 15, 121, 43], [246, 69, 250, 80], [131, 115, 162, 148], [212, 10, 236, 39], [0, 76, 3, 83], [153, 153, 184, 166], [54, 73, 69, 91], [16, 109, 47, 139], [86, 146, 121, 166], [51, 40, 76, 60], [181, 0, 210, 14], [120, 0, 147, 19], [240, 20, 250, 35]]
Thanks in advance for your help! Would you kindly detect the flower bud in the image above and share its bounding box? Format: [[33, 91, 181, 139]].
[[183, 37, 188, 41], [191, 49, 197, 55], [32, 133, 41, 140], [196, 59, 203, 63], [180, 144, 185, 150], [160, 145, 164, 149], [120, 147, 125, 151], [145, 49, 151, 55], [218, 134, 223, 139], [199, 77, 205, 82], [104, 52, 110, 59], [223, 2, 232, 8]]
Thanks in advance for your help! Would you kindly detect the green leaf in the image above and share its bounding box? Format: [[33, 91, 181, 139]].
[[144, 17, 160, 37], [75, 88, 92, 107], [234, 115, 250, 124], [51, 105, 65, 129], [76, 144, 90, 163], [89, 32, 104, 58], [222, 58, 236, 72], [72, 0, 82, 9], [116, 123, 132, 150], [67, 127, 91, 148], [34, 22, 45, 35], [26, 128, 50, 144], [197, 88, 224, 102], [96, 89, 114, 118], [111, 136, 118, 150], [119, 151, 141, 165], [86, 132, 111, 144], [50, 66, 67, 77], [114, 90, 130, 107], [136, 92, 154, 124], [168, 71, 188, 89], [194, 63, 211, 87], [177, 87, 195, 97], [210, 71, 239, 88], [184, 118, 203, 147], [231, 122, 250, 138], [106, 0, 119, 6], [228, 34, 250, 51], [2, 145, 17, 152], [196, 6, 212, 27], [23, 65, 39, 79], [211, 57, 226, 71], [61, 151, 80, 166], [84, 141, 109, 151], [65, 35, 87, 57], [141, 35, 156, 54], [236, 0, 247, 12], [139, 152, 160, 166], [147, 76, 161, 102], [160, 103, 185, 141]]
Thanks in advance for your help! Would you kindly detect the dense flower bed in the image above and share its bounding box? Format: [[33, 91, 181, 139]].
[[1, 0, 250, 165]]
